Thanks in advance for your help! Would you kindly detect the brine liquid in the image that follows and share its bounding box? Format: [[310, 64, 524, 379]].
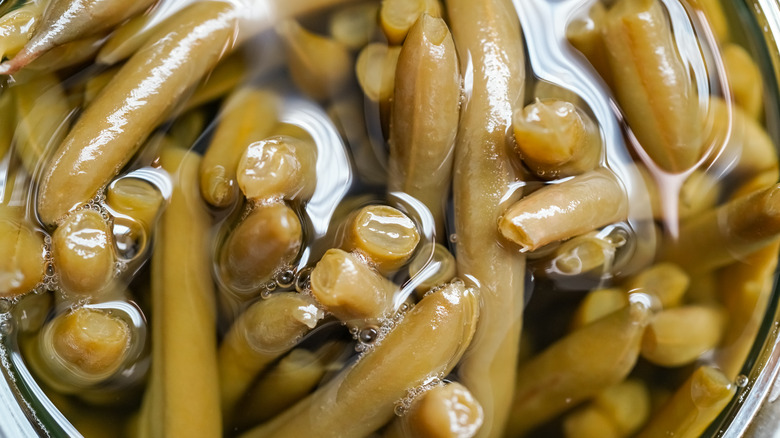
[[0, 0, 778, 437]]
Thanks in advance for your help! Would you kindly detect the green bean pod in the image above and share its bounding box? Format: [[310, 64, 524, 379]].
[[36, 1, 240, 226]]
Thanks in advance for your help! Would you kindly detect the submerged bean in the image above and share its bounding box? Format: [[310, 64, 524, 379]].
[[52, 209, 115, 297]]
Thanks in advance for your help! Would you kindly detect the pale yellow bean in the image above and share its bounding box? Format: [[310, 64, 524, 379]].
[[240, 281, 478, 438], [310, 248, 397, 323], [279, 20, 352, 101], [389, 14, 459, 238], [379, 0, 441, 45], [408, 243, 457, 295], [329, 2, 379, 50], [390, 382, 484, 438], [499, 168, 628, 252], [570, 288, 628, 330], [723, 44, 763, 119], [513, 99, 601, 179], [641, 305, 726, 367], [446, 0, 527, 434], [566, 2, 612, 86], [52, 209, 115, 297], [0, 212, 46, 299], [236, 133, 317, 202], [220, 202, 303, 293], [715, 243, 780, 379], [636, 366, 735, 438], [603, 0, 701, 172], [218, 292, 324, 424], [622, 262, 689, 309], [506, 303, 651, 436], [343, 204, 421, 273], [200, 87, 279, 208], [141, 146, 221, 437]]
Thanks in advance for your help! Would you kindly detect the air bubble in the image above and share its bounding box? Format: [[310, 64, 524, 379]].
[[359, 327, 378, 343], [45, 264, 55, 276], [265, 281, 278, 292], [114, 261, 127, 277], [295, 267, 313, 293], [349, 326, 359, 336], [736, 375, 749, 388], [0, 320, 12, 336], [260, 289, 272, 299], [275, 269, 296, 288], [449, 233, 458, 243]]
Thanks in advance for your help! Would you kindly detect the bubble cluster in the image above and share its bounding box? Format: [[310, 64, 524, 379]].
[[393, 374, 444, 416]]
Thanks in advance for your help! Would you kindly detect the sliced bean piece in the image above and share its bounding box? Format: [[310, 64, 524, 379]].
[[83, 65, 121, 105], [12, 72, 72, 174], [356, 42, 401, 103], [389, 14, 459, 239], [0, 1, 44, 61], [499, 168, 628, 252], [240, 281, 478, 438], [36, 1, 241, 226], [343, 204, 420, 273], [218, 292, 324, 423], [570, 288, 628, 330], [279, 20, 352, 101], [622, 262, 689, 309], [715, 243, 780, 379], [660, 184, 780, 273], [563, 379, 651, 438], [566, 2, 612, 86], [96, 12, 155, 65], [141, 147, 221, 437], [603, 0, 701, 172], [12, 290, 52, 333], [379, 0, 441, 45], [732, 170, 779, 200], [678, 170, 721, 219], [236, 132, 317, 202], [37, 307, 132, 388], [506, 303, 651, 436], [52, 209, 115, 297], [200, 87, 279, 207], [106, 177, 164, 232], [408, 243, 456, 295], [704, 97, 778, 183], [0, 212, 46, 298], [385, 381, 483, 438], [310, 248, 397, 323], [593, 379, 651, 436], [636, 366, 735, 438], [538, 231, 618, 277], [329, 2, 378, 50], [25, 34, 104, 73], [723, 44, 763, 119], [233, 342, 344, 431], [220, 202, 303, 293], [641, 305, 726, 367], [168, 108, 207, 149], [513, 99, 601, 179], [563, 405, 620, 438], [446, 0, 527, 434], [0, 0, 156, 75], [182, 51, 248, 112]]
